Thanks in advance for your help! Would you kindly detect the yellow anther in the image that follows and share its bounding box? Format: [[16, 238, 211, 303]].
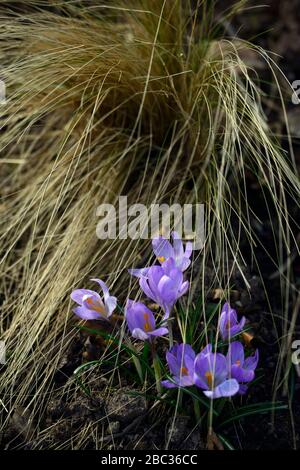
[[157, 256, 165, 263], [205, 371, 213, 389], [180, 366, 188, 376], [143, 313, 152, 332]]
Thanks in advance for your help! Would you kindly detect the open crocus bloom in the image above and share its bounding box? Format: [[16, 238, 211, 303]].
[[161, 343, 195, 389], [139, 258, 189, 319], [219, 302, 246, 341], [227, 341, 259, 394], [71, 278, 117, 321], [152, 231, 193, 271], [128, 232, 193, 279], [194, 350, 239, 399], [125, 300, 169, 341]]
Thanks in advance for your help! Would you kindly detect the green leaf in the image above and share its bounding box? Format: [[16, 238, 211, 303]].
[[217, 433, 235, 450], [218, 401, 288, 428]]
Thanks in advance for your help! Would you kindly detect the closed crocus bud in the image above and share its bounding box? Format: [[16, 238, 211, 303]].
[[125, 300, 168, 341], [226, 341, 259, 394], [219, 302, 246, 341], [161, 343, 195, 389]]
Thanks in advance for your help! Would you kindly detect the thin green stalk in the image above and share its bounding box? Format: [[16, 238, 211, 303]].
[[193, 397, 201, 424], [151, 341, 162, 396]]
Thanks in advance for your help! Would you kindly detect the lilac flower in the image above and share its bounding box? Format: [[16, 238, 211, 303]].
[[128, 231, 192, 278], [139, 258, 189, 319], [71, 278, 117, 321], [219, 302, 246, 340], [227, 341, 259, 394], [194, 348, 239, 399], [125, 300, 168, 341], [152, 231, 193, 271], [161, 344, 195, 389]]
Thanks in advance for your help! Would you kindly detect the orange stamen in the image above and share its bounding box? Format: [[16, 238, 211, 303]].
[[180, 366, 188, 376], [205, 371, 214, 389], [143, 313, 152, 332]]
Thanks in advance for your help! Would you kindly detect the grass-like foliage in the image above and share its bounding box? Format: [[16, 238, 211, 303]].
[[0, 0, 299, 449]]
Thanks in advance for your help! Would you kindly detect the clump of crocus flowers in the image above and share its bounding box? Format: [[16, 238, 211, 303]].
[[70, 232, 259, 400]]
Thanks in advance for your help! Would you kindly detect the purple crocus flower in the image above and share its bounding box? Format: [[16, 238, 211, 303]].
[[152, 231, 193, 271], [227, 341, 259, 394], [129, 231, 192, 278], [219, 302, 246, 340], [194, 348, 239, 399], [125, 300, 169, 341], [139, 258, 189, 319], [161, 343, 195, 389], [71, 278, 117, 321]]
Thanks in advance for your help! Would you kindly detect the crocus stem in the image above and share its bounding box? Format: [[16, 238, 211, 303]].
[[177, 388, 183, 410], [168, 319, 173, 348], [125, 338, 143, 384], [208, 400, 214, 436], [151, 341, 162, 396]]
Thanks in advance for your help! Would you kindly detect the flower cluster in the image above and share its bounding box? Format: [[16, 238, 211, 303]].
[[161, 302, 258, 398], [70, 232, 259, 400], [162, 340, 258, 398]]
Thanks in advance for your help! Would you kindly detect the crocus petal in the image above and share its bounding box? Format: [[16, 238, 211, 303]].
[[132, 328, 149, 341], [139, 277, 157, 303], [126, 301, 155, 332], [161, 257, 176, 274], [162, 305, 171, 320], [152, 236, 174, 261], [231, 365, 255, 383], [91, 278, 109, 300], [164, 343, 196, 388], [184, 241, 193, 259], [128, 267, 151, 278], [180, 344, 196, 361], [171, 231, 184, 261], [219, 303, 246, 340], [148, 327, 169, 337], [194, 371, 209, 390], [239, 384, 248, 395], [244, 349, 259, 370], [73, 306, 101, 320], [180, 257, 191, 271], [161, 379, 178, 389], [194, 352, 228, 390], [203, 379, 239, 399], [179, 280, 189, 296], [71, 289, 98, 305], [200, 344, 213, 356], [157, 275, 178, 303], [227, 341, 244, 365], [91, 278, 117, 314], [166, 350, 181, 376], [105, 295, 117, 317]]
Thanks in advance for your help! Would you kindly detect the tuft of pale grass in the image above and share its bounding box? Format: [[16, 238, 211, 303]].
[[0, 1, 299, 448]]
